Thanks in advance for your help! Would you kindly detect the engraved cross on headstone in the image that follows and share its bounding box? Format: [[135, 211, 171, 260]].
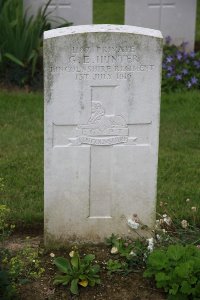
[[148, 0, 176, 28], [53, 85, 152, 219], [46, 0, 71, 19]]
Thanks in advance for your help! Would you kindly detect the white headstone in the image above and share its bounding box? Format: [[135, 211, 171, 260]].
[[24, 0, 92, 26], [44, 25, 163, 244], [125, 0, 197, 50]]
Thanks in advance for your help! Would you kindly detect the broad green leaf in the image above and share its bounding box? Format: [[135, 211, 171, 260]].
[[71, 256, 79, 269], [87, 275, 100, 284], [180, 281, 192, 295], [70, 278, 79, 295], [167, 245, 185, 261], [83, 254, 95, 263], [54, 257, 71, 273], [53, 274, 71, 285], [155, 272, 170, 289], [89, 264, 100, 274], [79, 274, 87, 280], [175, 262, 193, 279], [4, 53, 25, 67], [147, 250, 169, 270], [169, 283, 179, 295], [190, 276, 197, 285]]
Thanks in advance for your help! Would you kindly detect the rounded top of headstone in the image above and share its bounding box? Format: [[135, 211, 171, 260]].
[[44, 24, 163, 40]]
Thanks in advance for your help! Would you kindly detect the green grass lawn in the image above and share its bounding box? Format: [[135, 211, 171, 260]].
[[157, 91, 200, 224], [0, 91, 43, 227], [0, 90, 200, 228], [93, 0, 124, 25]]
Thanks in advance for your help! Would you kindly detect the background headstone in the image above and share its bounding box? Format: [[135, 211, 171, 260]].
[[24, 0, 93, 26], [44, 25, 163, 244], [125, 0, 197, 50]]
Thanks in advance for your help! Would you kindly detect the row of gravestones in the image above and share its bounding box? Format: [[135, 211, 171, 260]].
[[24, 0, 197, 50]]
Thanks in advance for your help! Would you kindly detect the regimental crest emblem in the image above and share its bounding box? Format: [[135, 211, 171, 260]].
[[69, 101, 137, 146]]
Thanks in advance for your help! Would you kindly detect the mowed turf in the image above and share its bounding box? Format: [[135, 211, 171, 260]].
[[0, 90, 200, 227], [0, 91, 43, 226], [157, 91, 200, 224], [93, 0, 124, 25]]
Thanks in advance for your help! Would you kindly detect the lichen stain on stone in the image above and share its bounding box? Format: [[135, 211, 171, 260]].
[[44, 38, 57, 104], [44, 35, 67, 104]]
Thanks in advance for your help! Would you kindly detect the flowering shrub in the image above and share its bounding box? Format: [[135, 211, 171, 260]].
[[162, 37, 200, 92]]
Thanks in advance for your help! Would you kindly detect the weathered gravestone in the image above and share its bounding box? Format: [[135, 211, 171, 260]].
[[24, 0, 93, 26], [44, 25, 163, 244], [125, 0, 197, 50]]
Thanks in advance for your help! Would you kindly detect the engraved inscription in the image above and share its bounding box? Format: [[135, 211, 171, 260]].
[[77, 136, 128, 146], [50, 44, 155, 80]]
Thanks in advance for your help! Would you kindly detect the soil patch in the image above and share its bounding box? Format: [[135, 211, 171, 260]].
[[3, 234, 166, 300]]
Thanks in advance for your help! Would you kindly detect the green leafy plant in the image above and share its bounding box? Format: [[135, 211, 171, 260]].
[[105, 234, 147, 269], [53, 250, 101, 295], [144, 244, 200, 299], [106, 259, 128, 275], [105, 234, 134, 259]]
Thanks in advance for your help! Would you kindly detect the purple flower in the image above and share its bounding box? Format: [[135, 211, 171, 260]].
[[167, 66, 173, 72], [166, 56, 173, 63], [165, 36, 172, 45], [175, 74, 182, 81], [193, 60, 200, 68], [189, 51, 196, 58], [182, 69, 188, 75], [176, 52, 182, 60], [187, 81, 192, 88], [191, 76, 198, 85]]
